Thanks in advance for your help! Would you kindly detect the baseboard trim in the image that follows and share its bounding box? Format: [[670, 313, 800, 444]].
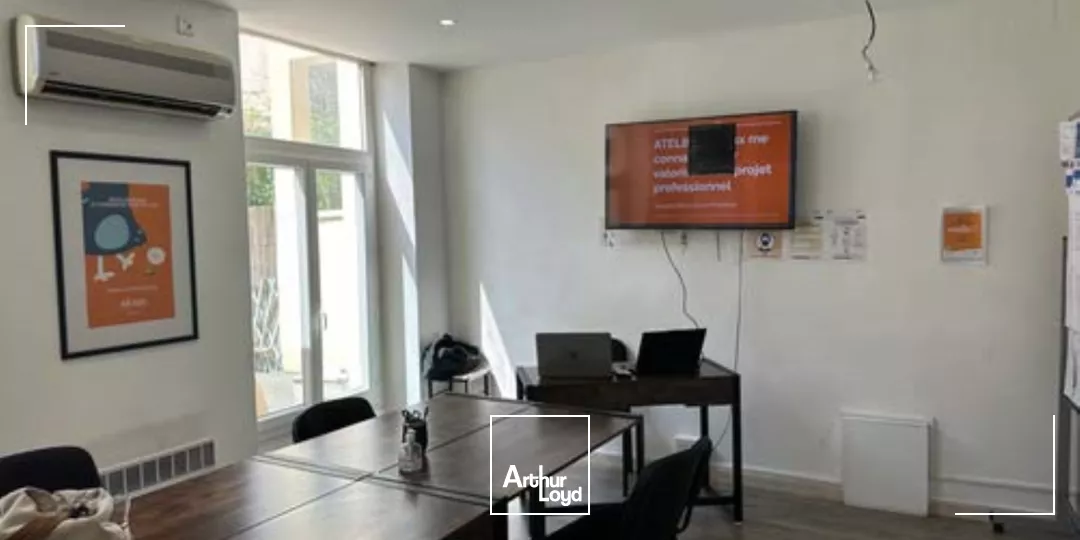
[[713, 462, 843, 502], [593, 452, 842, 503], [594, 449, 1049, 517], [938, 473, 1053, 494], [930, 498, 996, 521]]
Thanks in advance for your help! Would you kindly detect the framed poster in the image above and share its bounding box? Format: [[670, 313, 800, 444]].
[[51, 151, 198, 359]]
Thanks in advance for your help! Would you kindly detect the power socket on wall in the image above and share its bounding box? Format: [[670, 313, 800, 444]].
[[176, 16, 194, 37]]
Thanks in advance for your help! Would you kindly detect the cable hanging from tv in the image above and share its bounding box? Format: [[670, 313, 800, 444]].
[[660, 231, 701, 329], [862, 0, 880, 82]]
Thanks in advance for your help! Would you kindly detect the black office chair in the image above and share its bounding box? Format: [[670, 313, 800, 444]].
[[548, 437, 712, 539], [0, 446, 102, 497], [677, 437, 714, 533], [611, 338, 631, 364], [292, 396, 376, 443]]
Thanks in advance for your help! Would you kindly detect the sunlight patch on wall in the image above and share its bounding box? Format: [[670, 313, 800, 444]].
[[382, 112, 416, 248], [480, 283, 514, 397]]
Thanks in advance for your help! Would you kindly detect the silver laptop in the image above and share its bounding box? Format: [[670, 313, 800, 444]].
[[536, 333, 612, 379]]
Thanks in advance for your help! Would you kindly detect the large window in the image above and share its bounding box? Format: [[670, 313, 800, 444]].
[[241, 33, 377, 424], [240, 34, 364, 149]]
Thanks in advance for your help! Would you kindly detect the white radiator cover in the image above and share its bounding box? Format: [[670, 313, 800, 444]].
[[842, 412, 933, 516]]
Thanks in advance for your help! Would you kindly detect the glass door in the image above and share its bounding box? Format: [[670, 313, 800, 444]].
[[245, 153, 376, 420], [247, 163, 309, 417], [314, 168, 372, 400]]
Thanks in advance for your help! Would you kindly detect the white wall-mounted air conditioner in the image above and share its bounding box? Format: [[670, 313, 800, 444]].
[[12, 14, 236, 120]]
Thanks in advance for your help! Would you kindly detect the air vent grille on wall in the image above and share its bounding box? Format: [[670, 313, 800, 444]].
[[98, 440, 215, 497]]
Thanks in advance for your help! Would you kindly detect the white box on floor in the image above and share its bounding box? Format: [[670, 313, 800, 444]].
[[841, 411, 932, 516]]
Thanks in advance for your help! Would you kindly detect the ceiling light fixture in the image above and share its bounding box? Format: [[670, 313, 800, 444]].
[[439, 19, 456, 27]]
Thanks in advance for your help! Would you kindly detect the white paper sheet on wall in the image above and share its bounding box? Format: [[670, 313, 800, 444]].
[[1068, 194, 1080, 331], [827, 210, 868, 261], [789, 212, 827, 260], [1066, 330, 1080, 407], [1061, 121, 1080, 162]]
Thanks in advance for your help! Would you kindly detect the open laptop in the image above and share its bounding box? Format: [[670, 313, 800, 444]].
[[536, 333, 612, 379], [635, 329, 706, 377]]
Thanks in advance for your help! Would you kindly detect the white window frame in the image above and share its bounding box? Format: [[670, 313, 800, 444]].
[[240, 31, 381, 441]]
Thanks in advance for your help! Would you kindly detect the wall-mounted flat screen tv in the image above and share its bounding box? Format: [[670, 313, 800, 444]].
[[606, 110, 797, 229]]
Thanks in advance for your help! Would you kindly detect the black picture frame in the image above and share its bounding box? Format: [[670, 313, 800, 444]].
[[50, 150, 199, 359]]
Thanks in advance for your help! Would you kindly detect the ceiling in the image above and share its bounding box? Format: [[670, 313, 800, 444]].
[[217, 0, 935, 70]]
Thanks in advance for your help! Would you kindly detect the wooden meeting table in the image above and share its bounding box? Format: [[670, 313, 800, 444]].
[[128, 393, 641, 540]]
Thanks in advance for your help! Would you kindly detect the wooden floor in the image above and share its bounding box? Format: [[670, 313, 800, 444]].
[[505, 462, 1074, 540]]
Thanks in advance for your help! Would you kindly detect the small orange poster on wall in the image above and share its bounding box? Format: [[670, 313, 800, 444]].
[[941, 206, 987, 264], [82, 182, 175, 328]]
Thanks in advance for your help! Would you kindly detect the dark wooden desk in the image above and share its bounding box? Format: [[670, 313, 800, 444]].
[[229, 478, 495, 540], [265, 393, 531, 477], [129, 459, 353, 540], [516, 359, 743, 522]]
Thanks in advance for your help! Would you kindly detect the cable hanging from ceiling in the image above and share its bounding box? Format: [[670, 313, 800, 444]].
[[862, 0, 880, 82]]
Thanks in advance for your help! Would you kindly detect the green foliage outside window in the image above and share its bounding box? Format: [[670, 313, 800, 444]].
[[244, 59, 345, 211]]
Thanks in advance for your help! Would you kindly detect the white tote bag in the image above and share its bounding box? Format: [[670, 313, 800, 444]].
[[0, 488, 130, 540]]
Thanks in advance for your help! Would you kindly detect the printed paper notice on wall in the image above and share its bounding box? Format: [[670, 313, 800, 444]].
[[940, 206, 987, 265], [826, 209, 868, 261], [1066, 330, 1080, 407], [789, 212, 826, 260], [1067, 194, 1080, 331]]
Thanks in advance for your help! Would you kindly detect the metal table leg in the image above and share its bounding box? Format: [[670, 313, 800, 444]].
[[691, 403, 744, 524], [492, 500, 509, 540], [635, 418, 645, 476], [700, 405, 711, 487], [731, 395, 743, 523], [528, 486, 545, 539]]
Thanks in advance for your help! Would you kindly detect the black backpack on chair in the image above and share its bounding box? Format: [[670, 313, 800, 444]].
[[423, 334, 482, 382]]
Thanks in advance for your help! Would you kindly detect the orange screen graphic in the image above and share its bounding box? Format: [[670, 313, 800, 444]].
[[606, 111, 795, 228]]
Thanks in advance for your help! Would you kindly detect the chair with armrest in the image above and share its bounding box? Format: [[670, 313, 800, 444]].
[[291, 396, 376, 443], [0, 446, 102, 498], [548, 437, 713, 539]]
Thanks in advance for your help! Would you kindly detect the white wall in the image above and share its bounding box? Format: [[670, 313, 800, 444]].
[[444, 0, 1079, 511], [411, 68, 450, 363], [374, 63, 448, 408], [0, 0, 256, 468]]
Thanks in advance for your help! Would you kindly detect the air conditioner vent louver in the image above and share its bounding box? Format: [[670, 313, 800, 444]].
[[42, 80, 230, 117]]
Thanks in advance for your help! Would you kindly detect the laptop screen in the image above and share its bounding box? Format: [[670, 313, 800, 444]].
[[636, 329, 706, 376]]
